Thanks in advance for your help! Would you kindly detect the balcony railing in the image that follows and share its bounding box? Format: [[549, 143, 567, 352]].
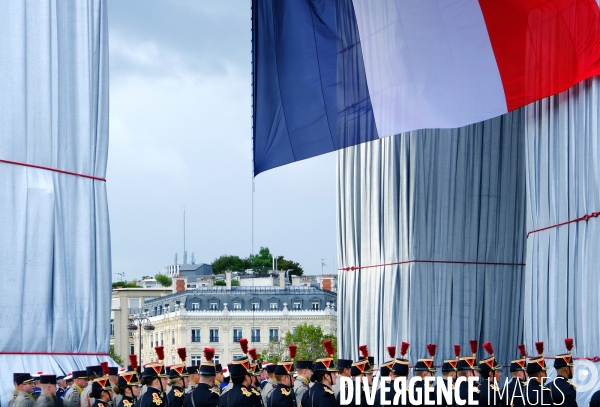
[[210, 335, 219, 343], [251, 335, 261, 342]]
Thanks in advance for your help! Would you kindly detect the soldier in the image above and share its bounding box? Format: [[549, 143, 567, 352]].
[[524, 342, 553, 407], [167, 363, 189, 407], [260, 365, 277, 407], [138, 362, 169, 407], [32, 373, 43, 401], [299, 357, 337, 407], [9, 373, 28, 407], [186, 367, 199, 395], [81, 365, 104, 407], [56, 377, 68, 400], [477, 342, 506, 407], [455, 354, 480, 405], [268, 362, 296, 407], [248, 358, 263, 407], [331, 359, 352, 398], [183, 362, 220, 407], [293, 361, 312, 407], [589, 390, 600, 407], [437, 346, 460, 407], [34, 375, 58, 407], [218, 358, 254, 407], [412, 344, 437, 406], [341, 360, 372, 407], [90, 378, 113, 407], [63, 371, 88, 407], [213, 365, 224, 395], [13, 374, 36, 407], [114, 368, 142, 407], [548, 339, 577, 407], [507, 345, 528, 407]]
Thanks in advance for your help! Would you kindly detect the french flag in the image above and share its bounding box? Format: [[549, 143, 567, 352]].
[[252, 0, 600, 175]]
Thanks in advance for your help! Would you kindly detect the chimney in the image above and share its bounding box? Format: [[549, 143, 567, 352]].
[[279, 270, 286, 289], [226, 270, 232, 289], [172, 275, 187, 293]]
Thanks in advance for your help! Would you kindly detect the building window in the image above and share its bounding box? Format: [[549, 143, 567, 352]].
[[291, 327, 297, 335], [252, 302, 259, 310], [192, 302, 200, 311], [293, 302, 301, 310], [210, 302, 218, 310], [231, 354, 243, 360], [233, 302, 242, 310], [312, 302, 320, 310], [160, 332, 164, 345], [233, 328, 243, 343], [172, 355, 175, 364], [251, 328, 261, 343], [154, 306, 157, 316], [130, 344, 135, 354], [270, 302, 278, 310], [110, 320, 114, 337], [191, 355, 202, 366], [210, 328, 219, 343], [269, 328, 279, 342], [191, 328, 201, 343], [172, 329, 175, 345], [213, 354, 220, 365]]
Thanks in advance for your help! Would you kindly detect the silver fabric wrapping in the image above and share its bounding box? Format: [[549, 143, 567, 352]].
[[0, 0, 112, 401], [337, 111, 526, 365], [524, 76, 600, 403]]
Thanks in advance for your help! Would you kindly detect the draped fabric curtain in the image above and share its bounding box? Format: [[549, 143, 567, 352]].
[[337, 111, 526, 365], [524, 76, 600, 403], [0, 0, 113, 400]]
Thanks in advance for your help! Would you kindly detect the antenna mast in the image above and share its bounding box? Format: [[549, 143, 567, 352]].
[[183, 206, 187, 264]]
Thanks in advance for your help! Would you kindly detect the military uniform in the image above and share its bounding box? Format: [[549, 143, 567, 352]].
[[218, 385, 254, 407], [524, 355, 553, 407], [138, 387, 166, 407], [183, 383, 219, 407], [91, 400, 110, 407], [220, 384, 233, 396], [268, 384, 295, 407], [117, 396, 136, 407], [260, 381, 277, 407], [506, 378, 527, 407], [56, 389, 67, 401], [63, 384, 84, 407], [588, 390, 600, 407], [167, 386, 186, 407], [13, 393, 36, 407], [299, 383, 335, 407], [293, 377, 309, 407], [9, 390, 19, 407], [34, 393, 56, 407], [548, 351, 577, 407]]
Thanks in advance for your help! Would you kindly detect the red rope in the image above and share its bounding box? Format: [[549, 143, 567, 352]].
[[0, 159, 106, 182], [527, 211, 600, 238], [339, 259, 525, 271], [0, 352, 109, 356]]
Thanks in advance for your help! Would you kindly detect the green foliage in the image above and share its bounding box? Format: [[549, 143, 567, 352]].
[[212, 255, 246, 274], [155, 273, 172, 287], [112, 281, 140, 288], [215, 279, 240, 286], [109, 345, 124, 367], [259, 324, 337, 363], [247, 247, 273, 274], [274, 256, 304, 278]]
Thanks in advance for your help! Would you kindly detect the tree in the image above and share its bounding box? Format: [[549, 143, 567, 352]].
[[215, 279, 240, 286], [109, 345, 124, 367], [247, 247, 273, 274], [212, 255, 246, 274], [155, 273, 172, 287], [275, 256, 304, 278], [259, 324, 337, 363]]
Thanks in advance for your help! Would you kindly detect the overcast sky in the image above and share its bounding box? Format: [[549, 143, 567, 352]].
[[107, 1, 338, 280]]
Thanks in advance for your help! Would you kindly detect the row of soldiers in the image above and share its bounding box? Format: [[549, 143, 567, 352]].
[[8, 337, 600, 407]]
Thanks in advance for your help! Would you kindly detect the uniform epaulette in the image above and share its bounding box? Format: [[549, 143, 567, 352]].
[[209, 389, 220, 396], [241, 388, 252, 397], [174, 389, 184, 397], [324, 388, 334, 395], [281, 388, 291, 396], [251, 388, 260, 396], [123, 400, 133, 407], [152, 393, 163, 405]]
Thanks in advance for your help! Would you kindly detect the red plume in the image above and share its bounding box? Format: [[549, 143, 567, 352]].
[[387, 346, 396, 359], [289, 344, 298, 359], [400, 342, 410, 357], [426, 344, 437, 357], [483, 341, 494, 355], [204, 347, 215, 362], [249, 348, 258, 361], [323, 340, 335, 357], [535, 341, 544, 355], [239, 338, 249, 354], [129, 354, 138, 370], [454, 344, 461, 358], [177, 348, 187, 363], [565, 338, 574, 352], [517, 344, 526, 358], [155, 346, 165, 361], [359, 345, 369, 359], [100, 362, 109, 375], [469, 340, 478, 355]]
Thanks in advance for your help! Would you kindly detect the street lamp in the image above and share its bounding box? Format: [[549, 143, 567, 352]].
[[128, 314, 155, 366]]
